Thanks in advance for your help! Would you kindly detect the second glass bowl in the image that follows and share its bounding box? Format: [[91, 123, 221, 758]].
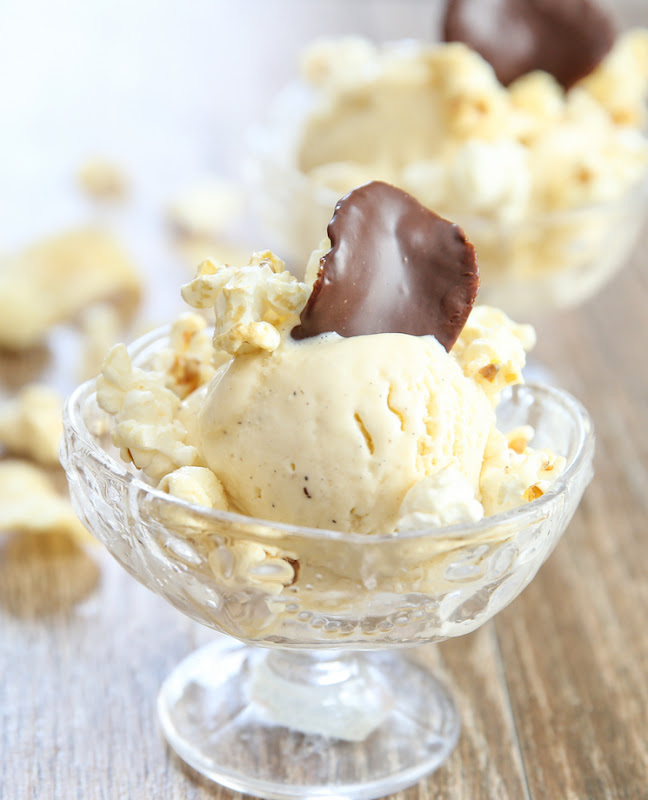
[[250, 130, 648, 317]]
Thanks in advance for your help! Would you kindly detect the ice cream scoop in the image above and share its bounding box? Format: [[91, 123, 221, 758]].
[[198, 331, 493, 534]]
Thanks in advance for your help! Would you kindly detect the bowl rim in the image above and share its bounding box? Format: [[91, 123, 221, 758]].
[[62, 326, 594, 546]]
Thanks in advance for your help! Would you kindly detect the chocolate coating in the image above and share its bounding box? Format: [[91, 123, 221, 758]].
[[291, 181, 479, 351], [443, 0, 616, 89]]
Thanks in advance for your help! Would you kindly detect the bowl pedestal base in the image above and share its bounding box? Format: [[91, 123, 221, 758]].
[[157, 637, 460, 800]]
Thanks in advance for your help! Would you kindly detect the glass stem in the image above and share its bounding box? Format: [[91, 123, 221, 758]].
[[264, 648, 363, 686], [250, 649, 393, 742]]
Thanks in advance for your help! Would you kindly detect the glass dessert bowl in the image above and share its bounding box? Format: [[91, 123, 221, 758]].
[[61, 327, 594, 800]]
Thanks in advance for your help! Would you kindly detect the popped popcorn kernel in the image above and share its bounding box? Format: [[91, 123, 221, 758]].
[[524, 484, 545, 502], [578, 29, 648, 127], [181, 252, 309, 355], [0, 384, 63, 465], [0, 460, 91, 543], [152, 313, 216, 399], [78, 158, 128, 202], [428, 43, 510, 140], [452, 305, 536, 405], [97, 343, 202, 482], [480, 428, 566, 516], [208, 541, 297, 596], [301, 37, 378, 89], [0, 229, 141, 350], [158, 466, 229, 510], [506, 425, 534, 455]]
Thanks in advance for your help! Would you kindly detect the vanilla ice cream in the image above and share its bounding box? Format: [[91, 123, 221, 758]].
[[198, 332, 493, 534]]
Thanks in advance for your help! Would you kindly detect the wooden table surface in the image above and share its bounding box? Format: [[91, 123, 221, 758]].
[[1, 240, 647, 800], [2, 1, 648, 793]]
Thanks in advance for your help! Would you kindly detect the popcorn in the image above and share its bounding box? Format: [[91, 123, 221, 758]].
[[578, 29, 648, 126], [509, 70, 565, 130], [181, 252, 309, 355], [0, 384, 63, 465], [399, 160, 450, 215], [0, 460, 91, 543], [115, 417, 199, 481], [480, 428, 566, 516], [528, 94, 648, 212], [97, 343, 203, 482], [427, 42, 510, 141], [396, 463, 484, 532], [159, 466, 228, 510], [167, 178, 245, 238], [78, 302, 123, 382], [452, 306, 536, 405], [174, 235, 255, 275], [151, 313, 217, 400], [401, 138, 532, 225], [208, 540, 297, 596], [78, 158, 128, 202], [147, 386, 299, 598], [304, 239, 329, 286], [449, 139, 531, 223], [0, 229, 141, 349], [301, 36, 378, 89], [505, 425, 535, 455], [96, 313, 223, 482]]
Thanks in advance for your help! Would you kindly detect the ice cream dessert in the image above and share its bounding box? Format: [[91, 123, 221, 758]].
[[97, 182, 562, 540], [58, 181, 594, 795], [77, 180, 594, 644], [250, 2, 648, 312]]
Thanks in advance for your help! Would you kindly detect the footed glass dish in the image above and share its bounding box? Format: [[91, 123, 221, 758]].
[[248, 67, 648, 319], [60, 328, 594, 800]]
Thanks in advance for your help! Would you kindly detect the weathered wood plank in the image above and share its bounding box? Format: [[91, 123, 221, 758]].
[[495, 255, 648, 800], [0, 540, 527, 800]]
